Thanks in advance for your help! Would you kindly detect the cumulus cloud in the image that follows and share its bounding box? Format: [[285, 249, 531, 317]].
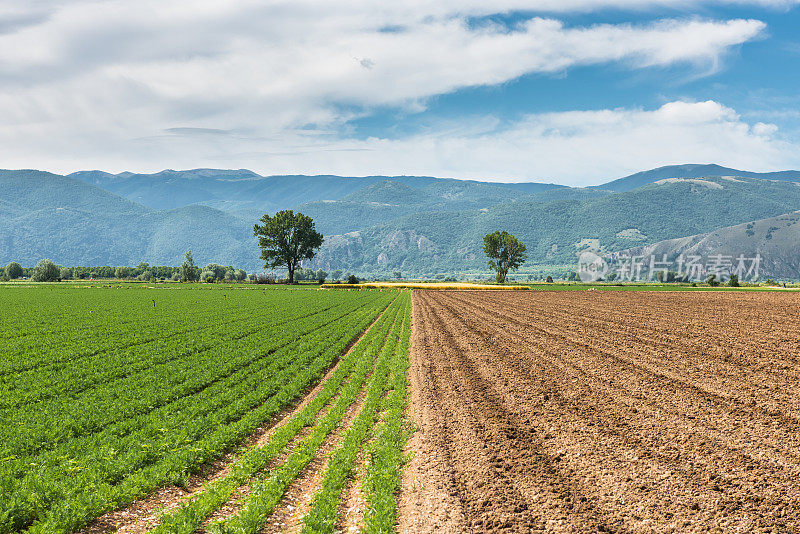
[[0, 1, 792, 181]]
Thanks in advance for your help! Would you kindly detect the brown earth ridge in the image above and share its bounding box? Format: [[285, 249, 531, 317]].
[[399, 290, 800, 533]]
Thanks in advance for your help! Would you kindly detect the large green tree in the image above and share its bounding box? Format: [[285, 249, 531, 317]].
[[31, 259, 60, 282], [483, 230, 527, 283], [254, 210, 324, 284], [180, 250, 198, 282], [5, 262, 22, 279]]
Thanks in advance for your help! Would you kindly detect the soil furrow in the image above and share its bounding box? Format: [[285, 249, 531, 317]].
[[433, 291, 800, 530], [402, 290, 800, 533]]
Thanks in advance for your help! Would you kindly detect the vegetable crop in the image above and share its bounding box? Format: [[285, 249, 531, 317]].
[[0, 285, 397, 533]]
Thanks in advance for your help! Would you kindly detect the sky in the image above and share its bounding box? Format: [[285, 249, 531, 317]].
[[1, 1, 800, 186]]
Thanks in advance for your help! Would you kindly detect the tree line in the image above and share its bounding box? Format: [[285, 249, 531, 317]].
[[2, 252, 247, 283], [5, 208, 531, 284]]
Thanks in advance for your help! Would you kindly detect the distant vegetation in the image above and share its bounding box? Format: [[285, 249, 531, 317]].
[[4, 261, 22, 279], [5, 165, 800, 278], [2, 254, 254, 283], [30, 259, 60, 282], [180, 250, 198, 282]]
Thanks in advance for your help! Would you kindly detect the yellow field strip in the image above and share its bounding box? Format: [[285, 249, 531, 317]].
[[321, 282, 530, 290]]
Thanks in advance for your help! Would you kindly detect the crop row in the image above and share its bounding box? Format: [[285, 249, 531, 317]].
[[0, 286, 397, 534], [299, 294, 412, 533], [1, 288, 339, 377], [151, 292, 408, 534], [143, 293, 413, 534], [0, 296, 365, 453], [0, 298, 345, 409]]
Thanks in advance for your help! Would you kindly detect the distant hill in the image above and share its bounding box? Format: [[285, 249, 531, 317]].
[[613, 209, 800, 279], [1, 170, 255, 268], [70, 169, 564, 220], [307, 177, 800, 275], [3, 170, 147, 216], [6, 166, 800, 278], [599, 164, 800, 192], [294, 180, 545, 236]]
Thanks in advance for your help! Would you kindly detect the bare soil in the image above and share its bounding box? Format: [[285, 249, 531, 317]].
[[399, 290, 800, 533]]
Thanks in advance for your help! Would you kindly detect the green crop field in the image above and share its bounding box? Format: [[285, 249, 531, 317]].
[[0, 285, 412, 534]]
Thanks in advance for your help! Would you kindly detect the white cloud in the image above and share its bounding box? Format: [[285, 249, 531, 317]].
[[304, 100, 797, 185], [278, 101, 800, 185], [7, 99, 799, 186], [0, 1, 791, 181]]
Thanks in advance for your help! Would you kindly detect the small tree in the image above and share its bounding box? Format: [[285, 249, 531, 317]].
[[545, 275, 553, 283], [294, 267, 316, 281], [707, 274, 720, 287], [347, 274, 359, 284], [204, 264, 227, 281], [315, 269, 328, 284], [254, 210, 323, 284], [483, 230, 527, 283], [5, 262, 23, 279], [59, 267, 72, 280], [255, 273, 276, 284], [135, 262, 150, 277], [728, 274, 740, 287], [180, 251, 198, 282], [31, 259, 60, 282]]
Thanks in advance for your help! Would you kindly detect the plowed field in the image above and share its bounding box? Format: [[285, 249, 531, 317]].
[[400, 290, 800, 533]]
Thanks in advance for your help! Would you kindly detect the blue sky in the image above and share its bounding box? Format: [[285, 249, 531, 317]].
[[1, 1, 799, 185], [355, 6, 800, 139]]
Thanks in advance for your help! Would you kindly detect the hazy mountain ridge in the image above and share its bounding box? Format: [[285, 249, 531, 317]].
[[294, 180, 550, 236], [306, 177, 800, 275], [70, 169, 565, 216], [614, 210, 800, 279], [601, 164, 800, 192], [1, 170, 255, 268], [4, 166, 800, 278]]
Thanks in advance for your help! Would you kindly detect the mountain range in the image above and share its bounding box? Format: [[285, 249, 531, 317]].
[[3, 164, 800, 278], [617, 209, 800, 280]]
